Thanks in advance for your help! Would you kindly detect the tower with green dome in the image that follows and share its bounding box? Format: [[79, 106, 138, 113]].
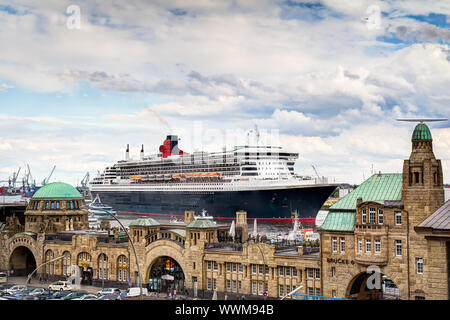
[[25, 182, 88, 234]]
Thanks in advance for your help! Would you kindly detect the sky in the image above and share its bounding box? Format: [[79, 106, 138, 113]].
[[0, 0, 449, 187]]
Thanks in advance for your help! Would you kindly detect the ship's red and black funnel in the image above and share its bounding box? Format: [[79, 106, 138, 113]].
[[159, 135, 185, 158]]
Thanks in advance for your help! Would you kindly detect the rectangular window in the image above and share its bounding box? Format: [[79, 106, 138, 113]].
[[252, 281, 257, 295], [279, 266, 283, 276], [415, 296, 425, 300], [207, 278, 212, 290], [307, 268, 313, 279], [265, 265, 269, 275], [238, 264, 243, 273], [395, 240, 402, 256], [366, 239, 371, 252], [252, 264, 257, 274], [375, 239, 381, 253], [279, 285, 284, 297], [395, 212, 402, 225], [378, 209, 383, 224], [258, 265, 263, 274], [258, 282, 263, 295], [226, 263, 231, 272], [307, 287, 314, 296], [207, 261, 212, 271], [232, 263, 237, 272], [340, 237, 345, 253], [358, 239, 363, 252], [286, 285, 291, 297], [213, 278, 217, 290], [232, 280, 237, 293], [369, 208, 376, 224], [315, 269, 320, 279], [315, 288, 321, 296], [332, 290, 336, 298], [332, 237, 337, 253], [416, 258, 423, 274], [292, 268, 297, 277], [226, 280, 231, 292], [362, 209, 367, 224], [238, 280, 241, 292], [285, 267, 291, 277], [213, 262, 218, 271], [331, 267, 336, 277]]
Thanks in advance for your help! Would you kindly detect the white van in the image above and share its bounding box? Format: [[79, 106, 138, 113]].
[[0, 272, 7, 283], [125, 287, 148, 297]]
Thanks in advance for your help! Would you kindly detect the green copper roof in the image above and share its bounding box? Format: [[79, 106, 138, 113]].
[[186, 218, 217, 229], [412, 123, 432, 140], [167, 229, 186, 238], [329, 173, 402, 211], [32, 182, 83, 199], [318, 212, 356, 232], [129, 218, 160, 227]]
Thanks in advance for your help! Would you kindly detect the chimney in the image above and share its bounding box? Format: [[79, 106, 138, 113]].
[[236, 210, 248, 242], [125, 144, 130, 160], [140, 144, 144, 160]]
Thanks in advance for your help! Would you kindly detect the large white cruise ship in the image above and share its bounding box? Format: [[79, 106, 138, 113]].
[[89, 135, 337, 221]]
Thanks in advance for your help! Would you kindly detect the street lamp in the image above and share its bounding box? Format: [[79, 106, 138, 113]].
[[81, 205, 144, 301], [22, 252, 70, 300]]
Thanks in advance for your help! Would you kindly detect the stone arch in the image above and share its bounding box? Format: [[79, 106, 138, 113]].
[[7, 233, 41, 276], [144, 240, 187, 293], [346, 270, 401, 300], [9, 246, 37, 277]]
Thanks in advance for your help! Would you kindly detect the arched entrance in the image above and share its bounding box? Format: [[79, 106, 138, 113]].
[[347, 272, 400, 300], [9, 246, 37, 277], [148, 256, 185, 294]]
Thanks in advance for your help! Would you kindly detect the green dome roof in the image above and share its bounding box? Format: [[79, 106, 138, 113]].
[[186, 218, 217, 229], [32, 182, 83, 199], [129, 218, 160, 227], [412, 123, 432, 140]]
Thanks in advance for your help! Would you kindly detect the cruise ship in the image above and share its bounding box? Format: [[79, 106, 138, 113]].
[[89, 135, 337, 221]]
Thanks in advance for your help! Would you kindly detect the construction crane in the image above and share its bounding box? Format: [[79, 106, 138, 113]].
[[311, 165, 323, 184], [42, 165, 56, 186]]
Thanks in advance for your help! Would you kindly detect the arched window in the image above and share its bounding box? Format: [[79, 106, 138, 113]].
[[117, 255, 129, 282], [98, 253, 109, 280], [50, 202, 55, 210], [67, 201, 72, 209], [45, 202, 49, 210], [56, 201, 60, 209], [62, 251, 71, 276], [77, 252, 92, 269], [45, 250, 54, 275]]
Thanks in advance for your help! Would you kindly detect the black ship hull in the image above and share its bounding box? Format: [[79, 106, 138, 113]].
[[91, 185, 337, 221]]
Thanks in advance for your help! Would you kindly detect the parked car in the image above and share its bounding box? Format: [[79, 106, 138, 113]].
[[72, 294, 98, 300], [34, 289, 57, 300], [61, 290, 89, 300], [46, 290, 73, 300], [98, 294, 120, 300], [4, 285, 27, 295], [124, 287, 148, 297], [97, 288, 120, 296], [29, 288, 46, 296], [48, 281, 72, 291]]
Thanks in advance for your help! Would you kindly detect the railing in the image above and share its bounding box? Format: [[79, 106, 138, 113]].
[[204, 242, 243, 251], [146, 237, 185, 249]]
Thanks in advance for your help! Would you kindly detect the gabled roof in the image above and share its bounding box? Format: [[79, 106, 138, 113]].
[[318, 211, 356, 232], [129, 218, 160, 227], [416, 200, 450, 233], [186, 218, 217, 229], [329, 173, 402, 211]]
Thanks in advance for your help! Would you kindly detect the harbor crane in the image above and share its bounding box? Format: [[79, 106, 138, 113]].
[[42, 165, 56, 186], [80, 172, 90, 188], [11, 167, 21, 192]]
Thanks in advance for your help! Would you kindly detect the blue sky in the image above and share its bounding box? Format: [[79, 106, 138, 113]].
[[0, 0, 449, 185]]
